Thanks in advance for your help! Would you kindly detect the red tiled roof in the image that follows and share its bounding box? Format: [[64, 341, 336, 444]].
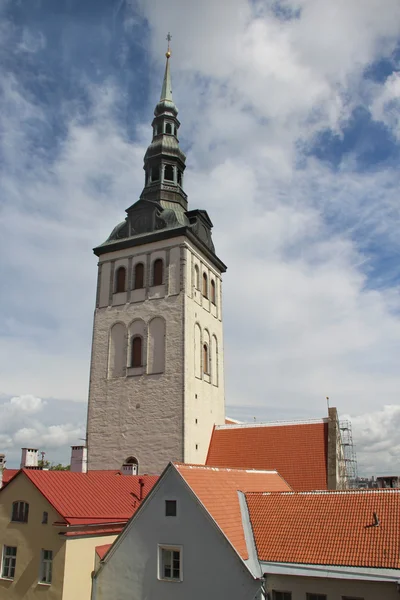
[[225, 418, 241, 425], [2, 469, 18, 485], [175, 463, 291, 560], [95, 544, 112, 560], [246, 489, 400, 569], [206, 421, 328, 491], [10, 470, 158, 527]]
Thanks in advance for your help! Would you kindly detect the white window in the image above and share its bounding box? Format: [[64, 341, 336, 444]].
[[2, 546, 17, 579], [158, 545, 182, 581], [39, 549, 53, 584]]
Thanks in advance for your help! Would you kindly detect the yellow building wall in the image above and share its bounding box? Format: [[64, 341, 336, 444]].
[[0, 472, 66, 600], [62, 534, 117, 600]]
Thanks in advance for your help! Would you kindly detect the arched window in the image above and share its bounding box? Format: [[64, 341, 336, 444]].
[[151, 166, 160, 181], [131, 336, 142, 368], [211, 279, 216, 304], [134, 263, 144, 289], [148, 317, 166, 374], [203, 344, 210, 374], [202, 272, 208, 298], [123, 456, 138, 475], [164, 164, 174, 181], [165, 123, 172, 134], [12, 501, 29, 523], [194, 265, 200, 289], [153, 259, 163, 286], [177, 170, 182, 186], [116, 266, 126, 293]]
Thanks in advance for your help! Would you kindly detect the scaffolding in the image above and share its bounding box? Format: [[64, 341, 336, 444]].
[[339, 420, 358, 488]]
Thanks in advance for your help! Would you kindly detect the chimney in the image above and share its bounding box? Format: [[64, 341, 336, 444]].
[[122, 462, 138, 476], [21, 448, 39, 469], [0, 454, 5, 489], [138, 477, 144, 500], [70, 446, 88, 473]]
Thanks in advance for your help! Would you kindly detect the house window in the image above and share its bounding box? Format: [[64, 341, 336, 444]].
[[165, 500, 177, 517], [203, 344, 209, 374], [11, 501, 29, 523], [134, 263, 144, 289], [194, 265, 200, 289], [306, 595, 327, 600], [159, 546, 182, 581], [153, 259, 163, 286], [202, 272, 208, 297], [273, 592, 292, 600], [39, 549, 53, 584], [210, 279, 216, 304], [115, 266, 126, 293], [131, 337, 142, 368], [2, 546, 17, 579], [42, 512, 48, 525]]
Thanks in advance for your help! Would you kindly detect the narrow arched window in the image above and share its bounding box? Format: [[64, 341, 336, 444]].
[[203, 344, 209, 374], [194, 265, 200, 290], [164, 164, 174, 181], [177, 170, 182, 186], [153, 259, 163, 286], [165, 123, 172, 134], [202, 273, 208, 298], [116, 267, 126, 293], [211, 280, 216, 304], [134, 263, 144, 289], [12, 501, 29, 523], [131, 336, 142, 368]]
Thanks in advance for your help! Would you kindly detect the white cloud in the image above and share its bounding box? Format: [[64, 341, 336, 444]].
[[370, 71, 400, 139]]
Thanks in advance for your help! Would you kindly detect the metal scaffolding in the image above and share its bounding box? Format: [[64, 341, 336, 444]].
[[339, 420, 358, 488]]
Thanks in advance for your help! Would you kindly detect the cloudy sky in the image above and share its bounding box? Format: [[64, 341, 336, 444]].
[[1, 0, 400, 475]]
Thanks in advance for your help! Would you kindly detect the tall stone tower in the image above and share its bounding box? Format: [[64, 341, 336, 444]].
[[86, 43, 227, 474]]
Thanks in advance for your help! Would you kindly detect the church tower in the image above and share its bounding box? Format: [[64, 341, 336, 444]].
[[86, 41, 227, 474]]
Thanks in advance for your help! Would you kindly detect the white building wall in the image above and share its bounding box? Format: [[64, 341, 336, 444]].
[[265, 573, 399, 600], [87, 235, 225, 474], [93, 467, 259, 600]]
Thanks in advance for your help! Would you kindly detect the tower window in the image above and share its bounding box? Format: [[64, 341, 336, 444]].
[[134, 263, 144, 289], [153, 259, 163, 286], [211, 280, 216, 304], [151, 166, 160, 182], [177, 170, 182, 186], [203, 343, 209, 374], [115, 266, 126, 293], [165, 123, 172, 134], [202, 273, 208, 298], [194, 265, 200, 289], [164, 164, 174, 181], [131, 336, 143, 368], [174, 126, 177, 136]]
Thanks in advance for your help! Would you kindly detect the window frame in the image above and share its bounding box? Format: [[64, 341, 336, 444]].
[[158, 545, 183, 582], [306, 594, 327, 600], [1, 546, 17, 580], [164, 164, 174, 182], [11, 501, 29, 523], [272, 591, 292, 600], [39, 549, 53, 585], [153, 259, 164, 286]]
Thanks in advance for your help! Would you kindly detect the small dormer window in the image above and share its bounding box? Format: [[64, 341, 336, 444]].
[[164, 165, 174, 182], [165, 123, 172, 135], [11, 501, 29, 523]]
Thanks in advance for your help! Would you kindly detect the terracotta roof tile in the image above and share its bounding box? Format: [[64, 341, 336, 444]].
[[9, 470, 158, 526], [246, 489, 400, 569], [95, 544, 112, 560], [2, 469, 18, 485], [206, 421, 328, 491], [175, 463, 291, 560]]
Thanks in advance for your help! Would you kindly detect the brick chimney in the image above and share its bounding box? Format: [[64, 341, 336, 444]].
[[70, 446, 88, 473], [21, 448, 39, 468]]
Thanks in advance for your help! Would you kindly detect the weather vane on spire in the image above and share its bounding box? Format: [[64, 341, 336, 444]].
[[166, 32, 172, 58]]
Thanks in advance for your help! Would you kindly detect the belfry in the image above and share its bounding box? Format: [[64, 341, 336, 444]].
[[86, 39, 227, 473]]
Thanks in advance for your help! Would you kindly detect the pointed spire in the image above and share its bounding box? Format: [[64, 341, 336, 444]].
[[160, 33, 173, 102]]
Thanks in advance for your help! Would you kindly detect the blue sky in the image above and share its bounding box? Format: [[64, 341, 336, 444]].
[[1, 0, 400, 474]]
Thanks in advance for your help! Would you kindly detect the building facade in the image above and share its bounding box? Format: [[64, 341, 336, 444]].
[[86, 47, 226, 473]]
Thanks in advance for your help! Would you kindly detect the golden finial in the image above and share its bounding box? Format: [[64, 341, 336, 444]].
[[166, 32, 172, 58]]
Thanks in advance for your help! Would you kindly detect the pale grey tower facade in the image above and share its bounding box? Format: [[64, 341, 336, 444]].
[[86, 47, 227, 474]]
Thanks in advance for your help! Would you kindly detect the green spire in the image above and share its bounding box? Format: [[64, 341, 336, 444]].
[[160, 33, 173, 102]]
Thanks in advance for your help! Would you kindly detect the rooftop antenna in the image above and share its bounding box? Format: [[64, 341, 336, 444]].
[[326, 396, 330, 410]]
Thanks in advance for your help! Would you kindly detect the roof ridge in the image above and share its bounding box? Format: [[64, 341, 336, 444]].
[[245, 488, 400, 496], [174, 462, 278, 474], [216, 418, 328, 430]]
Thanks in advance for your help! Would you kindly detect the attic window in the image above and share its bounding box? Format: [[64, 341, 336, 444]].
[[165, 500, 177, 517], [11, 501, 29, 523], [42, 512, 48, 525]]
